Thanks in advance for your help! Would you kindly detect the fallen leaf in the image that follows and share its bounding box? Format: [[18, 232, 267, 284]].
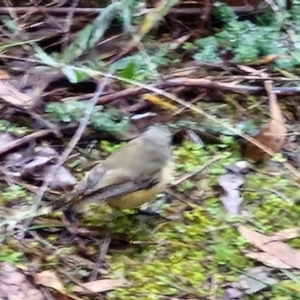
[[238, 225, 300, 269], [269, 227, 300, 242], [138, 0, 176, 39], [0, 263, 45, 300], [47, 165, 78, 192], [246, 54, 282, 65], [241, 81, 286, 163], [232, 266, 277, 294], [244, 251, 292, 269], [0, 79, 37, 108], [223, 287, 243, 299], [218, 171, 244, 215], [143, 93, 177, 111], [0, 71, 58, 109], [73, 278, 130, 293], [35, 270, 65, 293]]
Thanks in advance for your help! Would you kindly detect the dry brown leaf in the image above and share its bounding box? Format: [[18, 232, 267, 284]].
[[269, 227, 300, 241], [73, 279, 130, 293], [244, 251, 292, 269], [246, 54, 283, 65], [35, 270, 65, 293], [238, 225, 300, 269], [0, 71, 58, 109], [0, 263, 45, 300], [0, 80, 37, 108], [138, 0, 170, 39], [143, 93, 178, 111], [241, 81, 286, 163]]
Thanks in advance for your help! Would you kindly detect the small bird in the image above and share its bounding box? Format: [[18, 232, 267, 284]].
[[65, 125, 173, 213]]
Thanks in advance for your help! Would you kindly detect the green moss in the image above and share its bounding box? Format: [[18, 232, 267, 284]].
[[89, 135, 300, 299], [2, 104, 299, 299]]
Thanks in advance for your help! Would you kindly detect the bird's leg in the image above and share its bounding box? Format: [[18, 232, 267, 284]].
[[61, 206, 83, 238], [136, 209, 162, 217], [63, 206, 78, 224]]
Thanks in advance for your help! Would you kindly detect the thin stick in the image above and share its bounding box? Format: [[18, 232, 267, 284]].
[[21, 76, 111, 233], [0, 129, 53, 157]]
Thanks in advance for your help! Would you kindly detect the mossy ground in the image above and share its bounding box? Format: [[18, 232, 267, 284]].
[[79, 136, 300, 299], [1, 97, 300, 299], [1, 0, 300, 298]]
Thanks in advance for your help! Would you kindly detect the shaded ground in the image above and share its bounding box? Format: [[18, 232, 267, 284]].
[[1, 0, 300, 300]]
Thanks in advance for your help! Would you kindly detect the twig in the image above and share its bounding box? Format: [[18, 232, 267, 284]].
[[94, 70, 300, 182], [90, 236, 111, 281], [29, 0, 64, 33], [263, 0, 280, 14], [3, 0, 20, 29], [0, 6, 263, 15], [90, 78, 300, 106], [61, 0, 79, 49], [21, 76, 111, 233], [26, 111, 62, 138], [0, 129, 53, 157], [171, 155, 222, 186], [163, 77, 300, 94], [211, 75, 300, 81], [0, 6, 203, 15]]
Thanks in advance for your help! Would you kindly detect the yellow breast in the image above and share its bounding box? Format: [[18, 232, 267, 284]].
[[106, 160, 173, 210]]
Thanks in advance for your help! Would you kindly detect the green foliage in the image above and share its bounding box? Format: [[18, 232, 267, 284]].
[[290, 0, 300, 21], [61, 2, 128, 63], [46, 101, 88, 123], [0, 249, 23, 264], [0, 120, 30, 135], [213, 2, 237, 24], [45, 101, 129, 134], [2, 2, 300, 300], [2, 185, 27, 202], [91, 127, 300, 300], [99, 140, 124, 154], [0, 0, 182, 84], [61, 66, 89, 83], [111, 45, 171, 81], [178, 179, 194, 192], [194, 36, 222, 63], [191, 2, 300, 70], [1, 114, 298, 299]]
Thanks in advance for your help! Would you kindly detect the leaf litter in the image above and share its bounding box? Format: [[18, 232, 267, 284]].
[[238, 225, 300, 270], [0, 263, 45, 300], [217, 161, 250, 215], [1, 0, 300, 300]]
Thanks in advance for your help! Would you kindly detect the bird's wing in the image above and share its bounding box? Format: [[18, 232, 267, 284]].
[[103, 139, 166, 179], [82, 136, 167, 198], [54, 137, 168, 211], [84, 166, 159, 197]]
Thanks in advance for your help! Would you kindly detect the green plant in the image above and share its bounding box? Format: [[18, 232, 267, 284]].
[[46, 101, 129, 134], [191, 2, 300, 70]]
